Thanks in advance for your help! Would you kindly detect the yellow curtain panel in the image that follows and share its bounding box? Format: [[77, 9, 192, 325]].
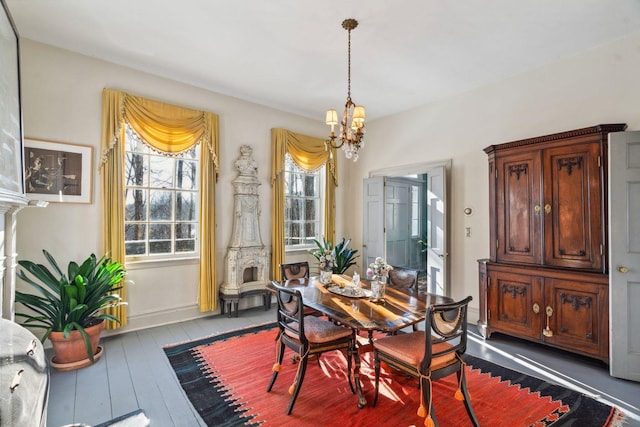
[[271, 128, 338, 281], [100, 89, 220, 328]]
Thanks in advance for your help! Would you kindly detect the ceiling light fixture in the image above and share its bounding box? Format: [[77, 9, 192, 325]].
[[325, 18, 365, 162]]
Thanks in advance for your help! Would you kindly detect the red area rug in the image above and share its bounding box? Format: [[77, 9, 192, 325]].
[[164, 323, 625, 426]]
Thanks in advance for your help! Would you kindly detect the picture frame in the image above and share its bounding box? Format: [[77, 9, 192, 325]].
[[23, 138, 93, 204], [0, 0, 24, 198]]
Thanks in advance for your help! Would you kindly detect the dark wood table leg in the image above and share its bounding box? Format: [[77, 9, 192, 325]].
[[352, 329, 367, 408]]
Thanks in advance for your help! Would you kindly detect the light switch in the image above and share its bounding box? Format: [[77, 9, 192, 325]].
[[465, 227, 471, 237]]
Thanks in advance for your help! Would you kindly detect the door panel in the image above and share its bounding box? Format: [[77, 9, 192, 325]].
[[609, 131, 640, 381], [363, 177, 385, 270], [544, 278, 607, 359], [488, 270, 542, 340], [385, 180, 410, 267], [427, 166, 447, 295], [543, 142, 603, 270], [496, 152, 542, 264]]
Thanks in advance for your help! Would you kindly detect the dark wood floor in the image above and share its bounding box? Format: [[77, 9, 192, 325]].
[[46, 306, 640, 427]]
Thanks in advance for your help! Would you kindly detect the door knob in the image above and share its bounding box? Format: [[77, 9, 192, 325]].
[[618, 266, 629, 273]]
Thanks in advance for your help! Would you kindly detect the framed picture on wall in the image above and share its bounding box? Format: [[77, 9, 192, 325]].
[[23, 138, 93, 203], [0, 0, 24, 198]]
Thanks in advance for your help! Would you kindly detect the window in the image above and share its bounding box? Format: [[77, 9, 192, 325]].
[[411, 184, 420, 237], [124, 125, 200, 258], [284, 153, 324, 249]]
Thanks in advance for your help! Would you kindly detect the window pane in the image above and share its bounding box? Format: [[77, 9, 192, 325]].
[[125, 153, 148, 187], [176, 239, 195, 252], [176, 191, 197, 221], [305, 199, 317, 220], [149, 156, 174, 188], [176, 159, 197, 190], [150, 241, 171, 254], [290, 222, 301, 240], [125, 189, 147, 221], [304, 175, 316, 196], [175, 223, 197, 239], [125, 223, 146, 241], [125, 242, 146, 255], [304, 222, 317, 239], [149, 190, 173, 220], [149, 223, 171, 239], [289, 198, 303, 221]]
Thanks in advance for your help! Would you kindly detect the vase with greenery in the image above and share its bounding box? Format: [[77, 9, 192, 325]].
[[309, 237, 359, 275], [15, 250, 126, 365]]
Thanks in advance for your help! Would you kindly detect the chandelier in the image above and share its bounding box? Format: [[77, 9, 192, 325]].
[[325, 18, 365, 162]]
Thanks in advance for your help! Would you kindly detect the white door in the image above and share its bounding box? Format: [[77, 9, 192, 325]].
[[609, 131, 640, 381], [363, 177, 385, 275], [427, 166, 448, 296], [385, 179, 411, 267]]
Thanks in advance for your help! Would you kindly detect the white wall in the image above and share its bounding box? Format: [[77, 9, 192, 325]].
[[342, 31, 640, 322], [15, 40, 341, 334]]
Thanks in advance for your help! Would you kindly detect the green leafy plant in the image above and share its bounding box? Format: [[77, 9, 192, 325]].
[[15, 250, 126, 361], [418, 237, 428, 253], [309, 237, 359, 274]]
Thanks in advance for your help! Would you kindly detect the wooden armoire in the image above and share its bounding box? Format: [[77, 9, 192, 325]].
[[478, 124, 626, 363]]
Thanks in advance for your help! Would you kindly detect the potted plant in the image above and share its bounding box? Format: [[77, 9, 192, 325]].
[[309, 237, 359, 277], [15, 250, 126, 368]]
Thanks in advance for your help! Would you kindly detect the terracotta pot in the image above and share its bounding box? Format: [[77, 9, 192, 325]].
[[49, 319, 104, 365]]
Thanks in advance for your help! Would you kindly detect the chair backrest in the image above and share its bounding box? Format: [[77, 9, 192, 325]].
[[388, 266, 419, 289], [280, 262, 310, 280], [420, 296, 472, 372], [272, 281, 308, 346]]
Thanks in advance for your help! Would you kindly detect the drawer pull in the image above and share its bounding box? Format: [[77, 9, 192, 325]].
[[532, 303, 540, 314]]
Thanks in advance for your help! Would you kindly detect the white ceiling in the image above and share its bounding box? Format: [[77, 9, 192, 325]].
[[6, 0, 640, 121]]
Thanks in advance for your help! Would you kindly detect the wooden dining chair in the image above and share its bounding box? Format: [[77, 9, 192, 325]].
[[372, 296, 478, 427], [388, 266, 420, 331], [267, 282, 356, 415], [388, 266, 419, 290], [279, 261, 310, 280], [279, 261, 323, 317]]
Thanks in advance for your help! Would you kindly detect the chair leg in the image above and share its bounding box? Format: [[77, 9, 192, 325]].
[[286, 355, 308, 415], [372, 351, 381, 407], [420, 376, 438, 427], [267, 341, 285, 392], [458, 368, 479, 427]]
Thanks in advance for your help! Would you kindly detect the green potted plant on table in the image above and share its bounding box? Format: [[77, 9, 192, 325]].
[[309, 237, 359, 283], [15, 250, 126, 370]]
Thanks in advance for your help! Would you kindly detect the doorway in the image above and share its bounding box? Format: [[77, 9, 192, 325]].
[[363, 160, 451, 296]]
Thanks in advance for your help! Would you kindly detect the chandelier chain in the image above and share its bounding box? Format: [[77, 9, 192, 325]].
[[347, 27, 352, 102]]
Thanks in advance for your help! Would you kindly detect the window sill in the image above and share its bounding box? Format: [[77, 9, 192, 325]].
[[125, 256, 199, 270]]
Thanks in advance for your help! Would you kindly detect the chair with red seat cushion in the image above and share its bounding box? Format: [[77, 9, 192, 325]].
[[372, 296, 478, 427], [267, 281, 356, 415]]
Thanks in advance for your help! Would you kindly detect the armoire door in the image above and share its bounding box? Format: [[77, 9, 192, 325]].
[[495, 151, 542, 265], [487, 269, 542, 340], [543, 142, 603, 271]]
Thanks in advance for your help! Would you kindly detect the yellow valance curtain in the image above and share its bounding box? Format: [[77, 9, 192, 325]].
[[100, 89, 220, 328], [271, 128, 338, 281]]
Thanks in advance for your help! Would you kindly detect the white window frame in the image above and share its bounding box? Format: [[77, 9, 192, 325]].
[[123, 125, 200, 261], [283, 153, 325, 252]]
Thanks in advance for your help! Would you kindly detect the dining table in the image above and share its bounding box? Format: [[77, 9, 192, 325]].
[[269, 274, 453, 408]]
